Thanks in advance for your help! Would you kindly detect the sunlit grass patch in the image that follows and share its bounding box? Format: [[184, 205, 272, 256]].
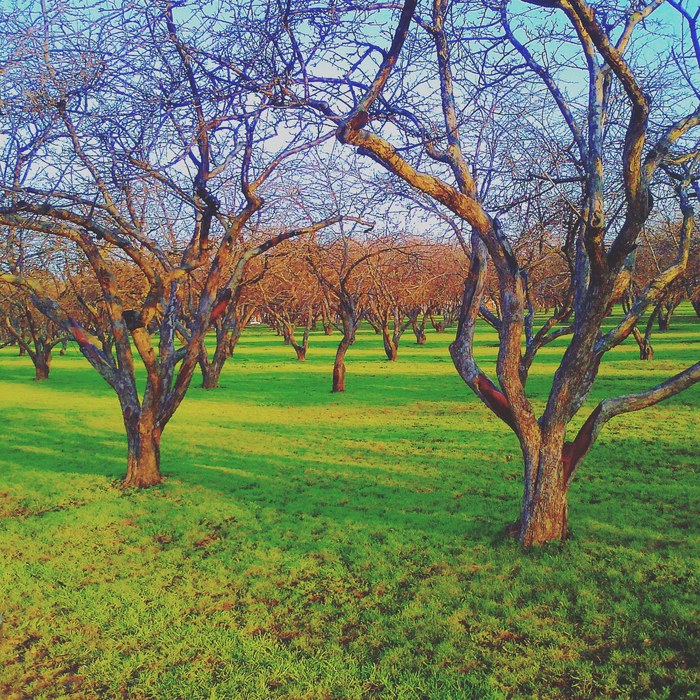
[[0, 308, 698, 698]]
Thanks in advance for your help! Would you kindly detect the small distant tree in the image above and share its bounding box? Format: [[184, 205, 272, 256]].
[[183, 253, 263, 389], [365, 241, 422, 360], [0, 281, 66, 380], [259, 243, 322, 361], [306, 233, 374, 392]]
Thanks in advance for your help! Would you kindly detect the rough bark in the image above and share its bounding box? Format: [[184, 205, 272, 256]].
[[657, 309, 671, 331], [382, 329, 398, 361], [430, 314, 446, 333], [630, 326, 654, 360], [332, 340, 350, 392], [409, 308, 429, 344], [638, 336, 654, 360], [200, 349, 227, 389], [123, 415, 162, 488], [519, 452, 569, 546], [34, 354, 50, 380]]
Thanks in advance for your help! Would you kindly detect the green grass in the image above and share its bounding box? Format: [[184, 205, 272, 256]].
[[0, 308, 698, 699]]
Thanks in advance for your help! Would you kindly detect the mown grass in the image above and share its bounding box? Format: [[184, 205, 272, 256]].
[[0, 307, 698, 699]]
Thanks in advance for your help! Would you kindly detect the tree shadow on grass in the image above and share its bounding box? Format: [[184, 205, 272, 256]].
[[2, 382, 697, 557]]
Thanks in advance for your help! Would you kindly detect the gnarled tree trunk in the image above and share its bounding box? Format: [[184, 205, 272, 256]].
[[430, 313, 446, 333], [123, 410, 162, 488], [198, 311, 248, 388], [519, 447, 569, 546], [199, 347, 227, 389], [34, 352, 51, 380], [382, 328, 398, 361], [333, 337, 351, 392]]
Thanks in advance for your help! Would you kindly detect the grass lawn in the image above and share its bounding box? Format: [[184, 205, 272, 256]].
[[0, 308, 698, 699]]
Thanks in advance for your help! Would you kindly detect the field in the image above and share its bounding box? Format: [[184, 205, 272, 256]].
[[0, 309, 698, 699]]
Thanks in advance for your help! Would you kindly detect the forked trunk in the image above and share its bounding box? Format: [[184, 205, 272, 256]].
[[519, 449, 569, 546], [286, 319, 309, 361], [201, 362, 223, 389], [432, 317, 446, 333], [199, 348, 226, 389], [657, 301, 674, 332], [639, 339, 654, 360], [410, 312, 427, 344], [123, 415, 162, 488], [632, 327, 654, 360], [383, 333, 398, 361], [199, 325, 241, 388]]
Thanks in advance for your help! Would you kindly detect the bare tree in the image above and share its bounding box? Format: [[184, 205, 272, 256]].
[[0, 280, 67, 380], [278, 0, 700, 544], [365, 240, 423, 360], [259, 244, 321, 361], [306, 232, 375, 392], [0, 2, 358, 486]]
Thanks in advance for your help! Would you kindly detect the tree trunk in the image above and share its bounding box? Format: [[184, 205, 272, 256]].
[[34, 355, 50, 380], [323, 322, 333, 335], [332, 339, 350, 392], [692, 299, 700, 318], [639, 338, 654, 361], [123, 417, 162, 488], [199, 325, 240, 389], [382, 331, 398, 361], [409, 313, 427, 344], [201, 346, 230, 387], [201, 363, 223, 389], [199, 348, 225, 389], [431, 315, 446, 333], [657, 301, 675, 332], [631, 327, 654, 360], [293, 344, 307, 361], [519, 450, 569, 546]]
